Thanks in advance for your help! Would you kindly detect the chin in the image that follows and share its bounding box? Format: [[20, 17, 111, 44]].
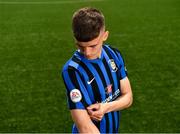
[[86, 56, 94, 60], [86, 57, 93, 60]]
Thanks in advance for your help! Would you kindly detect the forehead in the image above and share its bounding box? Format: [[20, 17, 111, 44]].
[[76, 36, 100, 47], [76, 30, 105, 47]]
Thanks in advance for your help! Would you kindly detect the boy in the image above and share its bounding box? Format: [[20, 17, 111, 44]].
[[62, 7, 133, 133]]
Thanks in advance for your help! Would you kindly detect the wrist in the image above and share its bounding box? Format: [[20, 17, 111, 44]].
[[101, 102, 110, 114]]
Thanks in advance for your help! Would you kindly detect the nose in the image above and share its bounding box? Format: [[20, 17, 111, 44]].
[[83, 47, 91, 56]]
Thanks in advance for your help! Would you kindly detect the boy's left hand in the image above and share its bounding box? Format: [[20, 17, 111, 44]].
[[87, 103, 106, 121]]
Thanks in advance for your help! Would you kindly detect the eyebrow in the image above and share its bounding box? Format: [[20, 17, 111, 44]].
[[76, 43, 98, 47], [89, 44, 98, 47]]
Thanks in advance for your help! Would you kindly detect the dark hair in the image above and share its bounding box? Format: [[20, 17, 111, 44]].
[[72, 7, 105, 42]]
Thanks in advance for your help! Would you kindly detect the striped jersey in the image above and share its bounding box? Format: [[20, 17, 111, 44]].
[[62, 44, 127, 133]]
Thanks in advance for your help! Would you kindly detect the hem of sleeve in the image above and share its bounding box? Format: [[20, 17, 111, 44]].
[[120, 75, 127, 80], [69, 107, 86, 110]]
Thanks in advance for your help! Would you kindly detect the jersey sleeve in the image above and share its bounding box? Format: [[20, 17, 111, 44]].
[[118, 54, 127, 79], [62, 67, 91, 110]]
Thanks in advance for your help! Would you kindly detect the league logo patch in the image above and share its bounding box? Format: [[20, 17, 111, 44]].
[[108, 59, 118, 72], [70, 89, 82, 103]]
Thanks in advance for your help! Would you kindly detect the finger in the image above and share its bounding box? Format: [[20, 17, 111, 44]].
[[87, 103, 100, 110], [91, 114, 103, 120], [88, 109, 100, 117], [91, 110, 101, 116], [87, 108, 96, 115], [89, 110, 103, 118], [91, 115, 103, 121], [87, 109, 94, 115], [90, 115, 101, 122]]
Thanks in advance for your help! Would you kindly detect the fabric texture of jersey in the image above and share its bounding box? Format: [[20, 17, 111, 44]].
[[62, 44, 127, 133]]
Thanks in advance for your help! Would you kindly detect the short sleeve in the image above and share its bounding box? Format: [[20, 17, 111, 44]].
[[113, 49, 128, 80], [117, 54, 127, 80], [62, 67, 91, 110]]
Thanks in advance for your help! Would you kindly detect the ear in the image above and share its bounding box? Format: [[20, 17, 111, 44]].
[[103, 31, 109, 41]]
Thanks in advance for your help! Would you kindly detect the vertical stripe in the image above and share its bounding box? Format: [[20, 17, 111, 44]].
[[91, 62, 115, 133], [62, 70, 76, 109], [102, 48, 119, 97], [72, 56, 101, 129], [108, 45, 127, 72], [75, 71, 92, 105], [68, 68, 88, 108], [103, 46, 121, 132], [105, 45, 121, 66], [97, 61, 111, 85], [117, 111, 120, 131], [108, 46, 120, 59], [81, 59, 106, 102], [103, 46, 120, 90], [70, 60, 96, 102], [91, 63, 107, 88], [115, 111, 119, 132], [102, 57, 116, 92], [102, 53, 118, 132], [104, 114, 109, 133], [112, 112, 117, 133], [108, 112, 113, 133], [106, 45, 127, 79], [72, 56, 101, 100], [99, 117, 106, 133]]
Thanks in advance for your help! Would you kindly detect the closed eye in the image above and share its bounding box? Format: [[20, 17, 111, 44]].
[[90, 44, 97, 48]]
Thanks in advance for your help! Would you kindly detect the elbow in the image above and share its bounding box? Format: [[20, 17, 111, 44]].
[[129, 95, 133, 107], [126, 93, 133, 108]]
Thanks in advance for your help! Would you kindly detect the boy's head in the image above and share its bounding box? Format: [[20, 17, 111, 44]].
[[72, 7, 109, 60], [72, 7, 105, 42]]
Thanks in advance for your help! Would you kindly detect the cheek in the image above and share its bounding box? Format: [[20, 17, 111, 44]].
[[96, 45, 102, 52], [92, 46, 101, 55], [92, 47, 98, 53]]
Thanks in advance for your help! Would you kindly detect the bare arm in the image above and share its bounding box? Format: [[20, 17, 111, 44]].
[[70, 109, 100, 133], [87, 77, 133, 121], [103, 77, 133, 113]]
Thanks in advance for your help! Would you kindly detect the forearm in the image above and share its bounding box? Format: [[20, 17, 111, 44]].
[[102, 77, 133, 113], [71, 109, 100, 133], [103, 91, 133, 113]]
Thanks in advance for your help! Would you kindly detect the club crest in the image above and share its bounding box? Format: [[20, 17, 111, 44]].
[[108, 59, 118, 72]]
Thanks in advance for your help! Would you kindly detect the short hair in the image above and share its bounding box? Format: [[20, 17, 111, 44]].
[[72, 7, 105, 42]]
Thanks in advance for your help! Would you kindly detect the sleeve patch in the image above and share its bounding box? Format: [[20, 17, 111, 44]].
[[70, 89, 82, 103]]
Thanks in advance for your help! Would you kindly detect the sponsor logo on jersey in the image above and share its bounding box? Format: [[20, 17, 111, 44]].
[[87, 77, 95, 85], [102, 89, 120, 103], [105, 84, 112, 94], [70, 89, 82, 103]]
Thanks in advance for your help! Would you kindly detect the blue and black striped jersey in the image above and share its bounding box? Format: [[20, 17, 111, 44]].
[[62, 44, 127, 133]]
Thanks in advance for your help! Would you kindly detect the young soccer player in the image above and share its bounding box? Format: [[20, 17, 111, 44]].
[[62, 7, 133, 133]]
